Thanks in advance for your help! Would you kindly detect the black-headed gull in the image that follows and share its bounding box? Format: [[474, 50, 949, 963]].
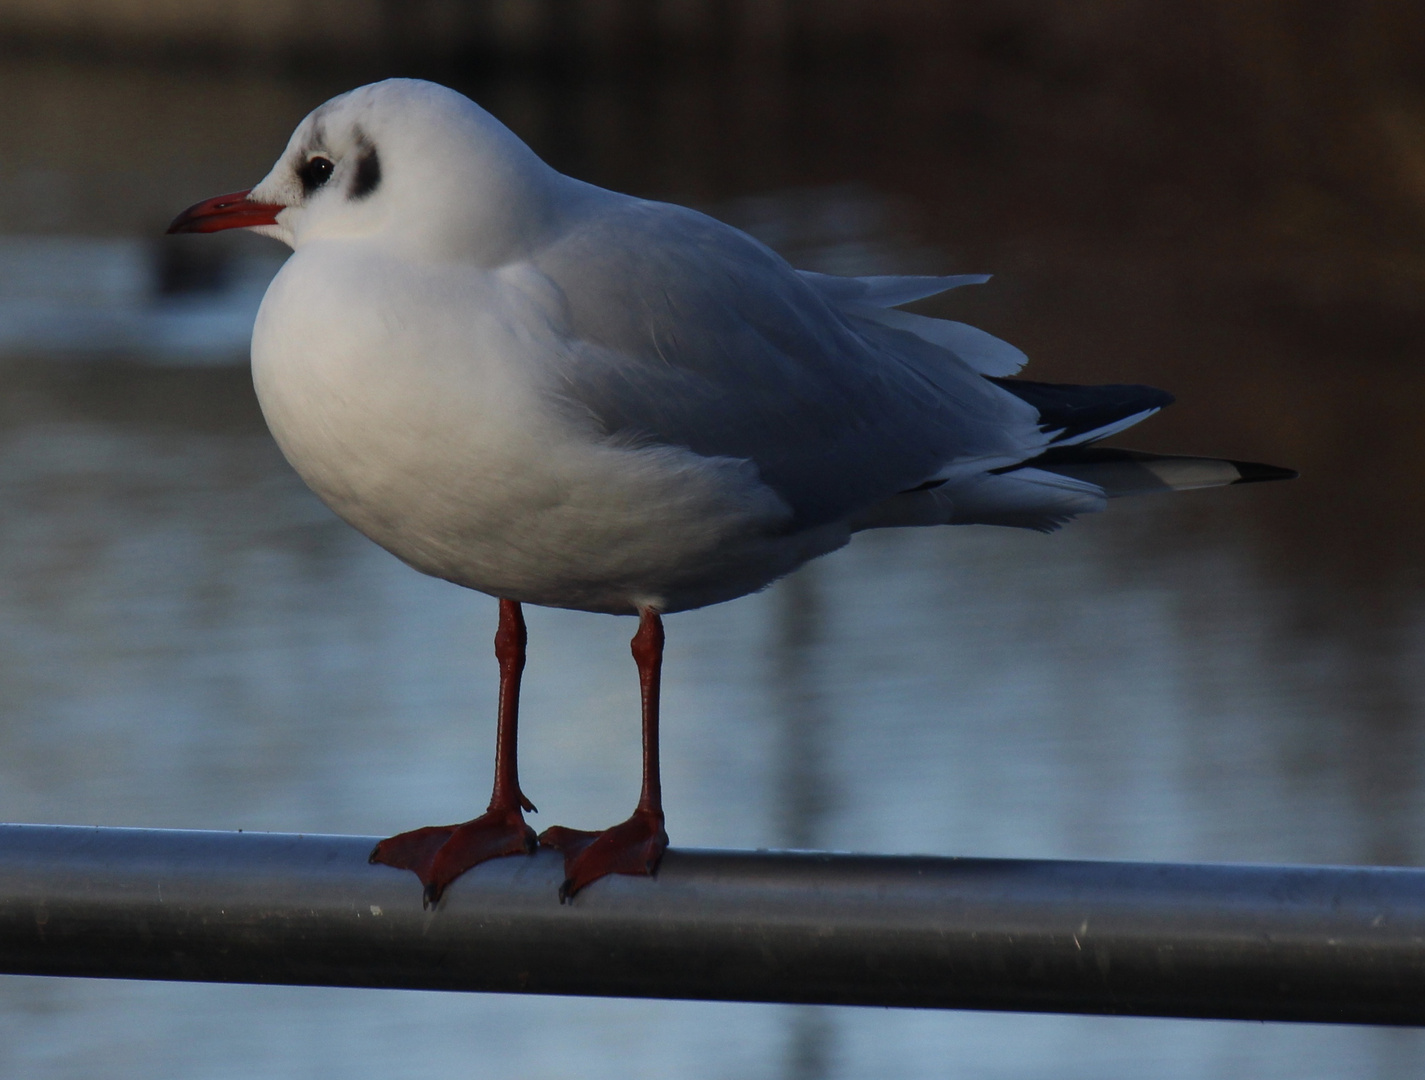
[[169, 79, 1293, 903]]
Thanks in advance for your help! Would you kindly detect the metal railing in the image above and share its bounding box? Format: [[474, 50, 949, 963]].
[[1, 824, 1422, 1024]]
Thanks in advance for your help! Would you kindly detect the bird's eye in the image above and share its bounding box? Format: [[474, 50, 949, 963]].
[[298, 156, 335, 194]]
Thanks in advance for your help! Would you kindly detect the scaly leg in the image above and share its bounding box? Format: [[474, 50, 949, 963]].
[[369, 598, 538, 907], [539, 607, 669, 901]]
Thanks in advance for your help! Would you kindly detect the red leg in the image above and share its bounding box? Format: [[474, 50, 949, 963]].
[[539, 607, 669, 901], [369, 599, 538, 906]]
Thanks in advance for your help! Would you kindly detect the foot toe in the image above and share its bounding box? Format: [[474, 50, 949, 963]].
[[542, 809, 668, 900], [371, 808, 537, 904], [368, 825, 455, 874]]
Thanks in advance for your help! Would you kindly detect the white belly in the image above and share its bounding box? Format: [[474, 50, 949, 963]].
[[250, 246, 827, 614]]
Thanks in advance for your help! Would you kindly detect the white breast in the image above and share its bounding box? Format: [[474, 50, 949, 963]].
[[250, 243, 811, 614]]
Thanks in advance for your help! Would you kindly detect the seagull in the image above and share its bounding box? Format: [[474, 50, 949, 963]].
[[168, 78, 1294, 904]]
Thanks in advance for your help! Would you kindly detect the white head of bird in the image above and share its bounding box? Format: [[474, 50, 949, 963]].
[[242, 79, 577, 262]]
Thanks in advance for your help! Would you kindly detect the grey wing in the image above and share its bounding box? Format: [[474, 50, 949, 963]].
[[530, 198, 1047, 529], [796, 270, 1029, 377]]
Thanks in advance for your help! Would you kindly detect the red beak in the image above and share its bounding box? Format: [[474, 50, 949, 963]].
[[166, 189, 285, 234]]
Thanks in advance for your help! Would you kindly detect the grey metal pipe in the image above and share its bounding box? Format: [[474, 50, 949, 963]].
[[0, 824, 1422, 1023]]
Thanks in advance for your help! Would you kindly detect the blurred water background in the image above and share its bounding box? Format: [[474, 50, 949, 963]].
[[1, 3, 1425, 1077]]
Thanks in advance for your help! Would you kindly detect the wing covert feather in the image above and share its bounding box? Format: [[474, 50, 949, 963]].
[[529, 199, 1044, 526]]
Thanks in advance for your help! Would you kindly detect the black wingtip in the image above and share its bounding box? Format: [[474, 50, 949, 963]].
[[986, 378, 1176, 443], [1230, 460, 1299, 484]]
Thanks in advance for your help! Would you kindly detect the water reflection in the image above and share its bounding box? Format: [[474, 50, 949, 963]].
[[770, 567, 838, 1080], [0, 235, 278, 360], [772, 564, 836, 852], [0, 49, 1422, 1080]]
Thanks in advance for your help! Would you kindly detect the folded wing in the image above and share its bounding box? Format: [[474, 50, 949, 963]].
[[532, 198, 1050, 529]]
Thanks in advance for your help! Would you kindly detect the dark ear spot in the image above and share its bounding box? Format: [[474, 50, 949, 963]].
[[351, 145, 381, 200]]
